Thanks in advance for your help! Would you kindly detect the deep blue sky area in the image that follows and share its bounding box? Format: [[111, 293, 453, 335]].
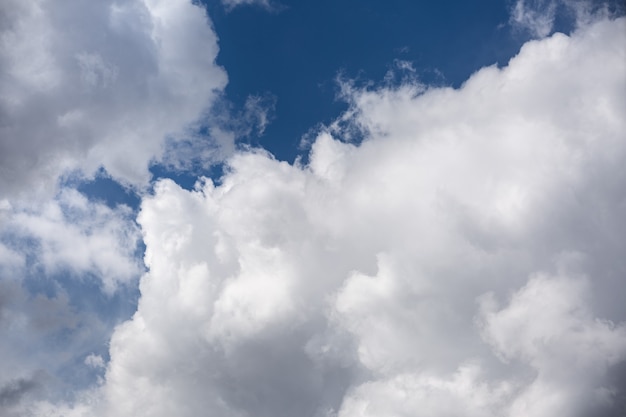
[[204, 0, 523, 162]]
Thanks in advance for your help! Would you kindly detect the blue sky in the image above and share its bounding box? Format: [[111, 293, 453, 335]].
[[206, 0, 520, 162], [200, 0, 622, 162], [1, 1, 625, 416], [187, 0, 524, 166]]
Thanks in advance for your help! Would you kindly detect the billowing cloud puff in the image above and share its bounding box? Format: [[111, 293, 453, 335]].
[[0, 0, 227, 196], [15, 14, 626, 417]]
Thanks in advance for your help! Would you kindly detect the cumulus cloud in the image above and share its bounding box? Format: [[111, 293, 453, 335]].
[[23, 15, 625, 417], [0, 0, 227, 196]]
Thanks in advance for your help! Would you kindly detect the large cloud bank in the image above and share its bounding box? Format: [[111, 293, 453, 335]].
[[0, 0, 225, 414], [20, 15, 625, 417], [0, 0, 226, 195]]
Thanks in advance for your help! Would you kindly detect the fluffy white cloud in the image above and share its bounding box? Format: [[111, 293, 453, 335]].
[[12, 13, 626, 417], [0, 0, 227, 196]]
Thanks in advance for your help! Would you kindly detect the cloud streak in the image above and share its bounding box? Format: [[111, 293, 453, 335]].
[[0, 0, 227, 196], [510, 0, 624, 37]]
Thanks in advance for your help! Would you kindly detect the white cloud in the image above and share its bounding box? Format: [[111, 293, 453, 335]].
[[0, 0, 227, 196], [84, 354, 106, 370], [221, 0, 273, 11], [0, 2, 230, 408], [2, 189, 142, 294], [479, 272, 626, 417], [12, 13, 626, 417], [337, 364, 514, 417], [510, 0, 621, 38], [510, 0, 559, 37]]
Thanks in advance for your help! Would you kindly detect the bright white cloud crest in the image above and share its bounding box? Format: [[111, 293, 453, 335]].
[[17, 15, 624, 417]]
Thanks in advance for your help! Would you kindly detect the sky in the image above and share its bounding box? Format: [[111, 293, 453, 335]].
[[0, 0, 625, 416]]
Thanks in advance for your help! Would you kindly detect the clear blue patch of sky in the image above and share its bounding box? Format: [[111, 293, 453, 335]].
[[202, 0, 526, 163]]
